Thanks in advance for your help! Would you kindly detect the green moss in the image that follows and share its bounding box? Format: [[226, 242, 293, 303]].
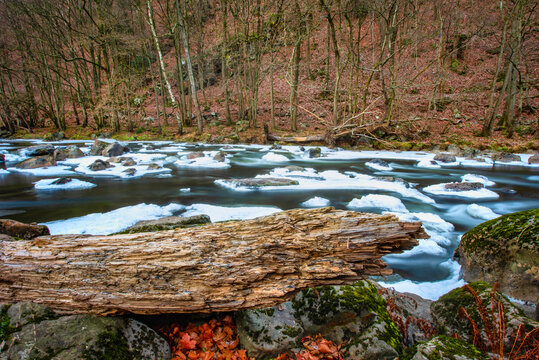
[[255, 308, 275, 317], [281, 326, 301, 338], [0, 305, 13, 343], [82, 326, 134, 360], [418, 335, 488, 360]]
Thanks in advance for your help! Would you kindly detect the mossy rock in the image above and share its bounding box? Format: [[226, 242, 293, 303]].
[[235, 280, 402, 360], [116, 215, 211, 234], [402, 335, 488, 360], [2, 310, 170, 360], [430, 282, 538, 353], [457, 208, 539, 303]]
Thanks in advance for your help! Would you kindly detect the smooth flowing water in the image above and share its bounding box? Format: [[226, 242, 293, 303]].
[[1, 139, 538, 300]]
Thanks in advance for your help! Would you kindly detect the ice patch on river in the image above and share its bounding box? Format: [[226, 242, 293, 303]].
[[174, 151, 231, 169], [379, 259, 466, 300], [181, 203, 281, 222], [301, 197, 330, 207], [466, 204, 500, 220], [62, 155, 172, 178], [423, 182, 499, 200], [34, 178, 96, 190], [262, 152, 289, 162], [216, 167, 435, 204], [348, 194, 409, 213], [365, 160, 393, 171], [461, 174, 495, 186], [44, 203, 185, 235], [7, 165, 76, 177]]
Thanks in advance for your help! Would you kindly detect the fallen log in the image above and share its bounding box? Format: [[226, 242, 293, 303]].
[[0, 207, 426, 315], [264, 124, 325, 144]]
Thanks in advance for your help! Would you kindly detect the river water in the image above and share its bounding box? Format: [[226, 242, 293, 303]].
[[1, 139, 538, 300]]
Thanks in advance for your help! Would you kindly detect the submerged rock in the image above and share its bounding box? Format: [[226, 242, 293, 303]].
[[0, 219, 50, 240], [88, 159, 111, 171], [405, 335, 488, 360], [1, 304, 170, 360], [53, 145, 84, 161], [225, 178, 299, 187], [444, 182, 483, 191], [120, 215, 211, 234], [16, 155, 55, 169], [433, 153, 456, 163], [457, 209, 539, 305], [430, 282, 538, 352], [235, 280, 403, 360]]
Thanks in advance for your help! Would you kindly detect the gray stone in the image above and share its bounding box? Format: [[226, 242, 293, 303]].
[[0, 219, 50, 240], [285, 165, 305, 172], [7, 302, 58, 328], [213, 151, 226, 162], [446, 144, 462, 156], [235, 280, 402, 360], [50, 178, 72, 185], [2, 314, 170, 360], [88, 159, 111, 171], [187, 152, 205, 160], [108, 156, 131, 163], [528, 153, 539, 164], [307, 147, 322, 158], [53, 145, 84, 161], [24, 144, 55, 157], [122, 158, 136, 166], [444, 182, 483, 191], [408, 336, 488, 360], [147, 163, 161, 170], [16, 156, 55, 169], [123, 168, 136, 176], [433, 153, 456, 163], [225, 178, 299, 187], [102, 142, 128, 157], [491, 152, 521, 162], [89, 139, 109, 155]]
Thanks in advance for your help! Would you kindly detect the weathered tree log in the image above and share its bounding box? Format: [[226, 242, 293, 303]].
[[264, 124, 325, 144], [0, 207, 426, 316]]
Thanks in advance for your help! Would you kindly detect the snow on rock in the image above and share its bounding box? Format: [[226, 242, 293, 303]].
[[466, 204, 500, 220], [423, 182, 499, 200], [461, 174, 495, 186], [34, 178, 97, 190], [261, 152, 289, 162], [44, 203, 185, 235], [301, 197, 331, 207], [7, 165, 76, 177], [181, 203, 281, 222], [365, 160, 393, 171], [417, 159, 441, 169], [174, 151, 231, 169], [387, 211, 455, 233], [347, 194, 408, 213]]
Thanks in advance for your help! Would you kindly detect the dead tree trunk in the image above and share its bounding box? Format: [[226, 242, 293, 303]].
[[0, 208, 425, 315]]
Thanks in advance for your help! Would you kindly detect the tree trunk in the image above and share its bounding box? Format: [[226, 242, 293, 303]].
[[0, 208, 425, 316]]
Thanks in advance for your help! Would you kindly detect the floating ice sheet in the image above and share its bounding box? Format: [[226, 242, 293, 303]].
[[348, 194, 409, 213], [181, 203, 281, 222], [423, 183, 499, 200], [466, 204, 500, 220], [261, 152, 289, 162], [34, 178, 97, 190], [301, 197, 330, 207]]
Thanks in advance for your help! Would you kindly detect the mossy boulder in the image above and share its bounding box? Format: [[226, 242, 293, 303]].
[[2, 305, 170, 360], [235, 280, 402, 360], [402, 335, 488, 360], [118, 215, 211, 234], [430, 282, 538, 353], [457, 208, 539, 304]]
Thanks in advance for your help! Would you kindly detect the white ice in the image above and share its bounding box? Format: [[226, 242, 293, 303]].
[[7, 165, 76, 177], [365, 161, 393, 171], [423, 183, 499, 200], [301, 197, 331, 207], [181, 203, 281, 222], [34, 178, 97, 190], [417, 159, 441, 169], [44, 203, 185, 235], [466, 204, 500, 220], [348, 194, 409, 213], [461, 174, 495, 186], [174, 152, 231, 169], [261, 152, 289, 162]]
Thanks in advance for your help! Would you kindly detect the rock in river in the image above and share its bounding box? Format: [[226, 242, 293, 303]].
[[0, 219, 50, 240], [16, 155, 55, 169], [224, 178, 299, 187], [433, 153, 456, 163], [53, 145, 84, 161], [88, 159, 112, 171]]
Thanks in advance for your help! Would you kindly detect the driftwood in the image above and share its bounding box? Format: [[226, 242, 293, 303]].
[[264, 124, 325, 144], [0, 207, 426, 315]]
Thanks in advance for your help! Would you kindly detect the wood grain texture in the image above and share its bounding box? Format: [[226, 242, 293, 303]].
[[0, 207, 426, 315]]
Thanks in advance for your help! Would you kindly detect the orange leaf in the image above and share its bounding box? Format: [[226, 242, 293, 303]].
[[180, 333, 197, 350], [187, 350, 200, 360]]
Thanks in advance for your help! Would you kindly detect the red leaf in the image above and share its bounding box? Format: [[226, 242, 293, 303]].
[[180, 333, 197, 350]]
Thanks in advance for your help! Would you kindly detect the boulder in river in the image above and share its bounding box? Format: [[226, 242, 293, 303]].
[[404, 335, 488, 360], [456, 208, 539, 305], [16, 155, 55, 169], [213, 151, 226, 162], [24, 144, 55, 157], [225, 178, 299, 187], [433, 153, 456, 163], [187, 151, 205, 160], [89, 139, 109, 155], [491, 152, 521, 162], [284, 165, 305, 172], [0, 219, 50, 240], [307, 147, 322, 158], [235, 280, 403, 360], [102, 142, 128, 157], [122, 168, 136, 176], [444, 182, 483, 191], [119, 215, 211, 234], [1, 302, 170, 360], [528, 153, 539, 164], [88, 159, 111, 171], [147, 163, 161, 170], [50, 177, 72, 185], [53, 145, 84, 161], [122, 158, 137, 167]]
